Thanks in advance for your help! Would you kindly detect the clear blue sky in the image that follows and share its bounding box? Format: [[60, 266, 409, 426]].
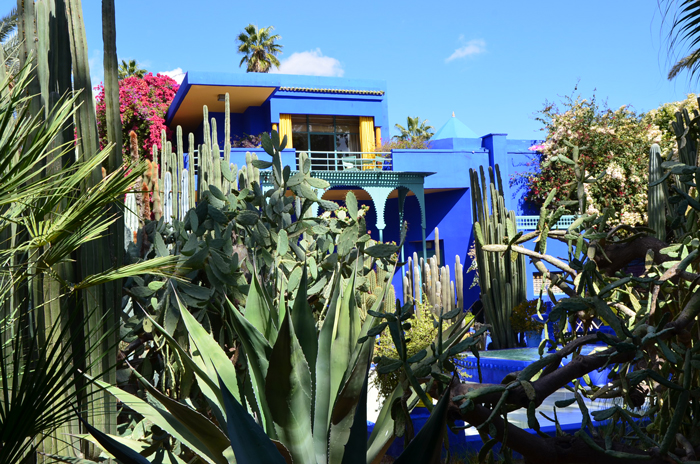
[[73, 0, 695, 140]]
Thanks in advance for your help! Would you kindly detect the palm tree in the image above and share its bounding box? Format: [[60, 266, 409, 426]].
[[394, 116, 434, 142], [236, 24, 282, 73], [118, 59, 147, 79], [0, 7, 18, 79], [663, 1, 700, 81]]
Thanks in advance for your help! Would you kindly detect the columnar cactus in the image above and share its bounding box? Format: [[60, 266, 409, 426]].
[[402, 227, 465, 319], [648, 143, 667, 241], [469, 165, 527, 349]]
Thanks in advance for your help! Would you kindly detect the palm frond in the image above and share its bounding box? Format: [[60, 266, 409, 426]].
[[0, 7, 17, 43], [0, 305, 117, 463], [662, 0, 700, 81]]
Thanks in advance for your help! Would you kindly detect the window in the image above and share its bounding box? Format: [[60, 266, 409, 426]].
[[291, 115, 360, 170]]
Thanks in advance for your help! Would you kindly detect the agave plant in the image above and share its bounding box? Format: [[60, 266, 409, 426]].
[[80, 267, 480, 464], [76, 131, 483, 463]]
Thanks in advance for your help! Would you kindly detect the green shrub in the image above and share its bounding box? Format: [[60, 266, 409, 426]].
[[373, 299, 473, 401], [510, 299, 544, 334]]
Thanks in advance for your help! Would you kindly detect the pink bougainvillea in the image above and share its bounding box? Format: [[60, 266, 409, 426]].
[[95, 73, 179, 160]]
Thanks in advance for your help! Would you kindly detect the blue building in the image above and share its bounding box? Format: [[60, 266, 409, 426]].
[[166, 72, 567, 310]]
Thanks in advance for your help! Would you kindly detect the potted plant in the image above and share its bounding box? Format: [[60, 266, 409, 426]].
[[510, 299, 545, 348]]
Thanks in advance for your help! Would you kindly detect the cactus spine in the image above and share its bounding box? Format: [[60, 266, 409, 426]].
[[469, 165, 526, 349]]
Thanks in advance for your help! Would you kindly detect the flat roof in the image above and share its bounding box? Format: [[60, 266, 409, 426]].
[[166, 71, 387, 132]]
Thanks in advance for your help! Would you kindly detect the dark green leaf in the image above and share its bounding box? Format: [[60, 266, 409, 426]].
[[265, 311, 315, 463], [554, 398, 576, 408], [219, 377, 287, 464], [77, 412, 152, 464], [394, 382, 453, 464]]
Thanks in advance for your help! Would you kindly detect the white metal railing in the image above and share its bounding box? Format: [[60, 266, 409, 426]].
[[298, 151, 392, 171], [516, 215, 578, 230]]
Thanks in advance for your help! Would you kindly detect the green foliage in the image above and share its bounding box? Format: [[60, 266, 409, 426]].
[[118, 58, 147, 79], [0, 6, 18, 78], [521, 92, 652, 226], [661, 1, 700, 82], [393, 116, 434, 142], [237, 23, 283, 73], [509, 299, 543, 333], [463, 95, 700, 462], [0, 56, 175, 462], [81, 119, 482, 462], [373, 297, 471, 402]]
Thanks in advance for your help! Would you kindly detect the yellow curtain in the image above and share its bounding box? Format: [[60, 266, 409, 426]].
[[359, 116, 375, 170], [278, 114, 293, 149], [375, 127, 382, 149]]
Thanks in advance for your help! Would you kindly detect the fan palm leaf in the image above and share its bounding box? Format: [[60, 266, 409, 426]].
[[663, 0, 700, 81], [0, 53, 177, 463], [394, 116, 434, 142], [237, 24, 282, 73], [118, 59, 146, 79]]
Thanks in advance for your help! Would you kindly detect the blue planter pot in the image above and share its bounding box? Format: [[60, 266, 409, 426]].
[[525, 331, 542, 348]]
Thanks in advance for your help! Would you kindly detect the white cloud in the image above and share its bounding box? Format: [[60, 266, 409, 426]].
[[271, 49, 344, 77], [159, 67, 186, 84], [445, 39, 486, 63]]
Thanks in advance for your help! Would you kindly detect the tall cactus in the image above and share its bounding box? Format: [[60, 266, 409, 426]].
[[403, 227, 465, 319], [469, 165, 527, 349], [648, 143, 667, 242], [11, 0, 125, 458]]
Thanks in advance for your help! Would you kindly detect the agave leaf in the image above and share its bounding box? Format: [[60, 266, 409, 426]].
[[330, 273, 361, 405], [313, 269, 343, 463], [130, 367, 231, 460], [74, 428, 151, 464], [338, 366, 369, 464], [225, 295, 276, 437], [328, 337, 374, 463], [88, 377, 226, 464], [245, 271, 279, 345], [291, 265, 318, 378], [72, 432, 151, 464], [219, 377, 288, 464], [393, 382, 453, 464], [366, 385, 404, 463], [265, 310, 315, 464], [143, 311, 224, 416], [174, 291, 240, 404]]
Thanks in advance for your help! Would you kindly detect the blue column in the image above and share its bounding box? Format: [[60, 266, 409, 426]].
[[482, 133, 509, 209]]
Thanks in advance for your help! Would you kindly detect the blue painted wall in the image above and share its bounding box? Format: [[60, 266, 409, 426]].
[[171, 71, 554, 314], [169, 72, 389, 147]]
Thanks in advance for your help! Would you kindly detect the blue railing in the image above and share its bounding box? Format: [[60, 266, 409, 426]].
[[297, 151, 392, 171], [515, 215, 577, 230]]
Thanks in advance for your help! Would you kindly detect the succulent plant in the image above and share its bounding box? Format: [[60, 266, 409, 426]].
[[469, 165, 527, 349]]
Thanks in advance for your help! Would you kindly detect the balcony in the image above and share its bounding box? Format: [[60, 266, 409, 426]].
[[299, 151, 392, 171]]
